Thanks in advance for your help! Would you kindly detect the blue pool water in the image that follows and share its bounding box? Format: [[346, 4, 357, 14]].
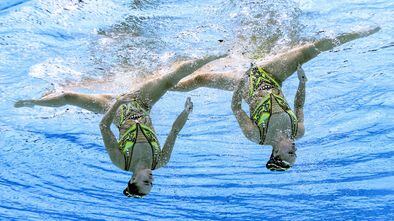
[[1, 0, 393, 220]]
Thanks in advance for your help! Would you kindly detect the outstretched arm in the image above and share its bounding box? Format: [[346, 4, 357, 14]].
[[294, 65, 307, 139], [14, 92, 113, 114], [231, 76, 260, 143], [99, 98, 125, 169], [257, 26, 381, 84], [155, 97, 193, 169]]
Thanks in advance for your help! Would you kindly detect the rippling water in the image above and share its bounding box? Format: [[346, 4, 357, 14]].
[[1, 0, 393, 220]]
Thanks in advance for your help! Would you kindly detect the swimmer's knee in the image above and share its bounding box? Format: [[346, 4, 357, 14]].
[[164, 79, 176, 89], [62, 92, 73, 101], [62, 92, 82, 104], [195, 74, 206, 85]]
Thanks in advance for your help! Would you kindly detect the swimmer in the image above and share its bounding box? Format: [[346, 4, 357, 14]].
[[14, 55, 222, 197], [172, 27, 380, 171]]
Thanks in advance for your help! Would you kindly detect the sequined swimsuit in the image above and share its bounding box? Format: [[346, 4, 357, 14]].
[[116, 101, 160, 171], [248, 66, 298, 144]]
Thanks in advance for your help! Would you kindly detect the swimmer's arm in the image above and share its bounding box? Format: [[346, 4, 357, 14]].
[[231, 77, 260, 143], [99, 100, 124, 167], [294, 65, 307, 139], [156, 97, 193, 169]]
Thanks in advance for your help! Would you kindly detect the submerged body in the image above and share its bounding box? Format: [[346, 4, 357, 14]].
[[245, 66, 298, 145], [13, 26, 380, 195], [114, 101, 160, 171], [15, 56, 220, 197], [172, 27, 380, 170]]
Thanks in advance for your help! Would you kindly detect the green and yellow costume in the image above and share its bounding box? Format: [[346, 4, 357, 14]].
[[117, 101, 161, 171], [248, 66, 298, 144]]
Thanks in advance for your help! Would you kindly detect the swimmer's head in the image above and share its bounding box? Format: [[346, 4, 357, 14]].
[[266, 140, 297, 171], [123, 168, 153, 197]]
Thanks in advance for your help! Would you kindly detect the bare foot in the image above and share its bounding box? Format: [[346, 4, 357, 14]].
[[360, 26, 381, 37], [14, 100, 35, 108]]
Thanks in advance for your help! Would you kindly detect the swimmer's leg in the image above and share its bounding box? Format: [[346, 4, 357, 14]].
[[138, 55, 225, 107], [171, 71, 240, 92], [258, 27, 380, 84], [172, 55, 248, 92], [14, 92, 114, 114]]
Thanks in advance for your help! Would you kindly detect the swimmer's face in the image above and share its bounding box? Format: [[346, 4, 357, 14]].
[[123, 169, 153, 197], [275, 140, 297, 166], [266, 140, 297, 171]]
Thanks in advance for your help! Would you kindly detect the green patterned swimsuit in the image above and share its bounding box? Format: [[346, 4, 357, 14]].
[[116, 101, 161, 171], [248, 66, 298, 144]]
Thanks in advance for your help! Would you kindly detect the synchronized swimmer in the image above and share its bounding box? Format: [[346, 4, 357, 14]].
[[15, 26, 380, 197], [15, 56, 221, 197], [172, 26, 380, 170]]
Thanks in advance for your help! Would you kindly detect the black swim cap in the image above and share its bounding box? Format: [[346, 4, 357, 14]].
[[123, 181, 146, 198], [266, 153, 291, 171]]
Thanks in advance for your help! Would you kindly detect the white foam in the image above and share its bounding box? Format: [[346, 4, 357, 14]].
[[29, 58, 83, 83]]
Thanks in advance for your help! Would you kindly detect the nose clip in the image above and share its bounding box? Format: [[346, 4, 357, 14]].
[[292, 143, 297, 151]]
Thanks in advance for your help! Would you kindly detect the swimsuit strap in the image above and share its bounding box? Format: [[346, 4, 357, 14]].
[[118, 122, 161, 170], [118, 124, 138, 171], [251, 94, 273, 145], [138, 124, 161, 170], [271, 94, 298, 139], [249, 67, 298, 143]]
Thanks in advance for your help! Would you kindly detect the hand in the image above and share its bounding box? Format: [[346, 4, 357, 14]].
[[14, 100, 35, 108], [184, 97, 193, 113], [297, 64, 308, 83]]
